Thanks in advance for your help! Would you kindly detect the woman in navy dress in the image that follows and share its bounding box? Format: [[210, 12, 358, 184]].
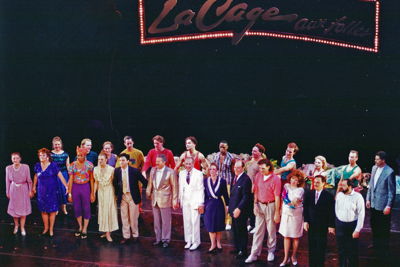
[[204, 163, 229, 253], [32, 148, 68, 237], [51, 136, 70, 215]]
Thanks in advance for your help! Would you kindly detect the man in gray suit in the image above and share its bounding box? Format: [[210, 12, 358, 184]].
[[146, 154, 178, 248], [366, 151, 396, 260]]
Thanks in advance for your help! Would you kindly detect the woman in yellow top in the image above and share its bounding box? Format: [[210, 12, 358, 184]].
[[93, 153, 119, 242]]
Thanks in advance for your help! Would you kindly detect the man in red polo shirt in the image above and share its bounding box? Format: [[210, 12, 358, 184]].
[[245, 159, 281, 263]]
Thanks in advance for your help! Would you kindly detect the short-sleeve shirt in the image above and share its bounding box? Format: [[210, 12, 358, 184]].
[[68, 161, 94, 184], [254, 172, 281, 203]]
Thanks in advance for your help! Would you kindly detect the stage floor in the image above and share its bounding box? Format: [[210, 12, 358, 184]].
[[0, 192, 399, 267]]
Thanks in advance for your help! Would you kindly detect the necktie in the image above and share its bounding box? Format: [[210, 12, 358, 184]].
[[122, 169, 128, 194], [233, 175, 238, 185], [186, 171, 191, 184], [315, 191, 319, 204]]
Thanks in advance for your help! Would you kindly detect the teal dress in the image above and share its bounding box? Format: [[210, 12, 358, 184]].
[[51, 151, 69, 204]]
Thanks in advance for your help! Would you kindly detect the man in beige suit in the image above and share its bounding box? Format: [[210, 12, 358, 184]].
[[146, 154, 178, 248]]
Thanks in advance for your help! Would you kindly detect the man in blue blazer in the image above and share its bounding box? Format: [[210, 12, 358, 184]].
[[228, 160, 252, 259], [366, 151, 396, 260], [114, 153, 148, 244]]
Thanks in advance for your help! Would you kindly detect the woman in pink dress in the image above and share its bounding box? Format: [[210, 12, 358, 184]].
[[278, 170, 305, 266], [5, 152, 33, 236]]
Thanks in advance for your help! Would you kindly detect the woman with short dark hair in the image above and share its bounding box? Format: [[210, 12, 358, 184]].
[[203, 163, 229, 253]]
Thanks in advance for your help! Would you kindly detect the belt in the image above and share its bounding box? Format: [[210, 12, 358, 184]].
[[12, 181, 26, 187], [258, 200, 275, 205]]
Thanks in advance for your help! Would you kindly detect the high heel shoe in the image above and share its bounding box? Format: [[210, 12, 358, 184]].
[[40, 231, 49, 237], [291, 256, 298, 266], [207, 248, 218, 254], [279, 258, 290, 266], [13, 226, 19, 235], [21, 229, 26, 236]]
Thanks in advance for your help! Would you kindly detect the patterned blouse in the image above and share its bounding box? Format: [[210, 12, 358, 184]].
[[68, 161, 94, 184]]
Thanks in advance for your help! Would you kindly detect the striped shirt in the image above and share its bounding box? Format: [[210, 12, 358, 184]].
[[212, 152, 234, 185]]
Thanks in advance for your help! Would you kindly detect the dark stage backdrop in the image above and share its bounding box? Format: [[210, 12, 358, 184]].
[[2, 0, 400, 193]]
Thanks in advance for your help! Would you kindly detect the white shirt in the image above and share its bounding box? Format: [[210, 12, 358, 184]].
[[121, 166, 130, 193], [263, 174, 272, 181], [373, 166, 384, 187], [155, 167, 165, 188], [315, 189, 322, 204], [335, 190, 365, 232]]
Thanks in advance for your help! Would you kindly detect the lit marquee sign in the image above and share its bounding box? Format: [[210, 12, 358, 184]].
[[139, 0, 380, 52]]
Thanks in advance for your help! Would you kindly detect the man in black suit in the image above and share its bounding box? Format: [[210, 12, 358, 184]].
[[303, 175, 335, 267], [228, 160, 252, 259], [114, 153, 148, 244]]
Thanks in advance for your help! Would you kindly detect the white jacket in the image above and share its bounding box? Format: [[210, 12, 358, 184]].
[[179, 168, 204, 207]]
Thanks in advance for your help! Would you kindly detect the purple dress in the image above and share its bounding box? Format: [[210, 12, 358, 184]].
[[34, 162, 61, 213], [204, 177, 229, 232], [6, 164, 32, 217]]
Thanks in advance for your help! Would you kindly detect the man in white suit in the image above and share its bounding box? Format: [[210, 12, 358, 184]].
[[179, 157, 205, 250]]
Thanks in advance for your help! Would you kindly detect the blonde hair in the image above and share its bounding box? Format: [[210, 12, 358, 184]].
[[52, 136, 63, 148], [80, 138, 92, 147], [315, 155, 328, 170]]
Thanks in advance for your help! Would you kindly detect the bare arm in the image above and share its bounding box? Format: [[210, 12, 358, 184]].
[[274, 162, 295, 175], [174, 153, 185, 172], [57, 171, 68, 188], [5, 168, 10, 198], [32, 174, 38, 194], [349, 167, 362, 181]]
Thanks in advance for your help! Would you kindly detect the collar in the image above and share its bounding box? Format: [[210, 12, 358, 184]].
[[157, 166, 165, 173], [121, 166, 129, 172], [236, 172, 244, 180]]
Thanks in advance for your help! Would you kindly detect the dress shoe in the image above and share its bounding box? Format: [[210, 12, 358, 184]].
[[267, 252, 275, 262], [153, 241, 162, 246], [244, 254, 258, 263], [189, 243, 200, 251], [184, 242, 192, 249], [162, 242, 169, 248], [120, 238, 129, 244], [236, 251, 247, 259]]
